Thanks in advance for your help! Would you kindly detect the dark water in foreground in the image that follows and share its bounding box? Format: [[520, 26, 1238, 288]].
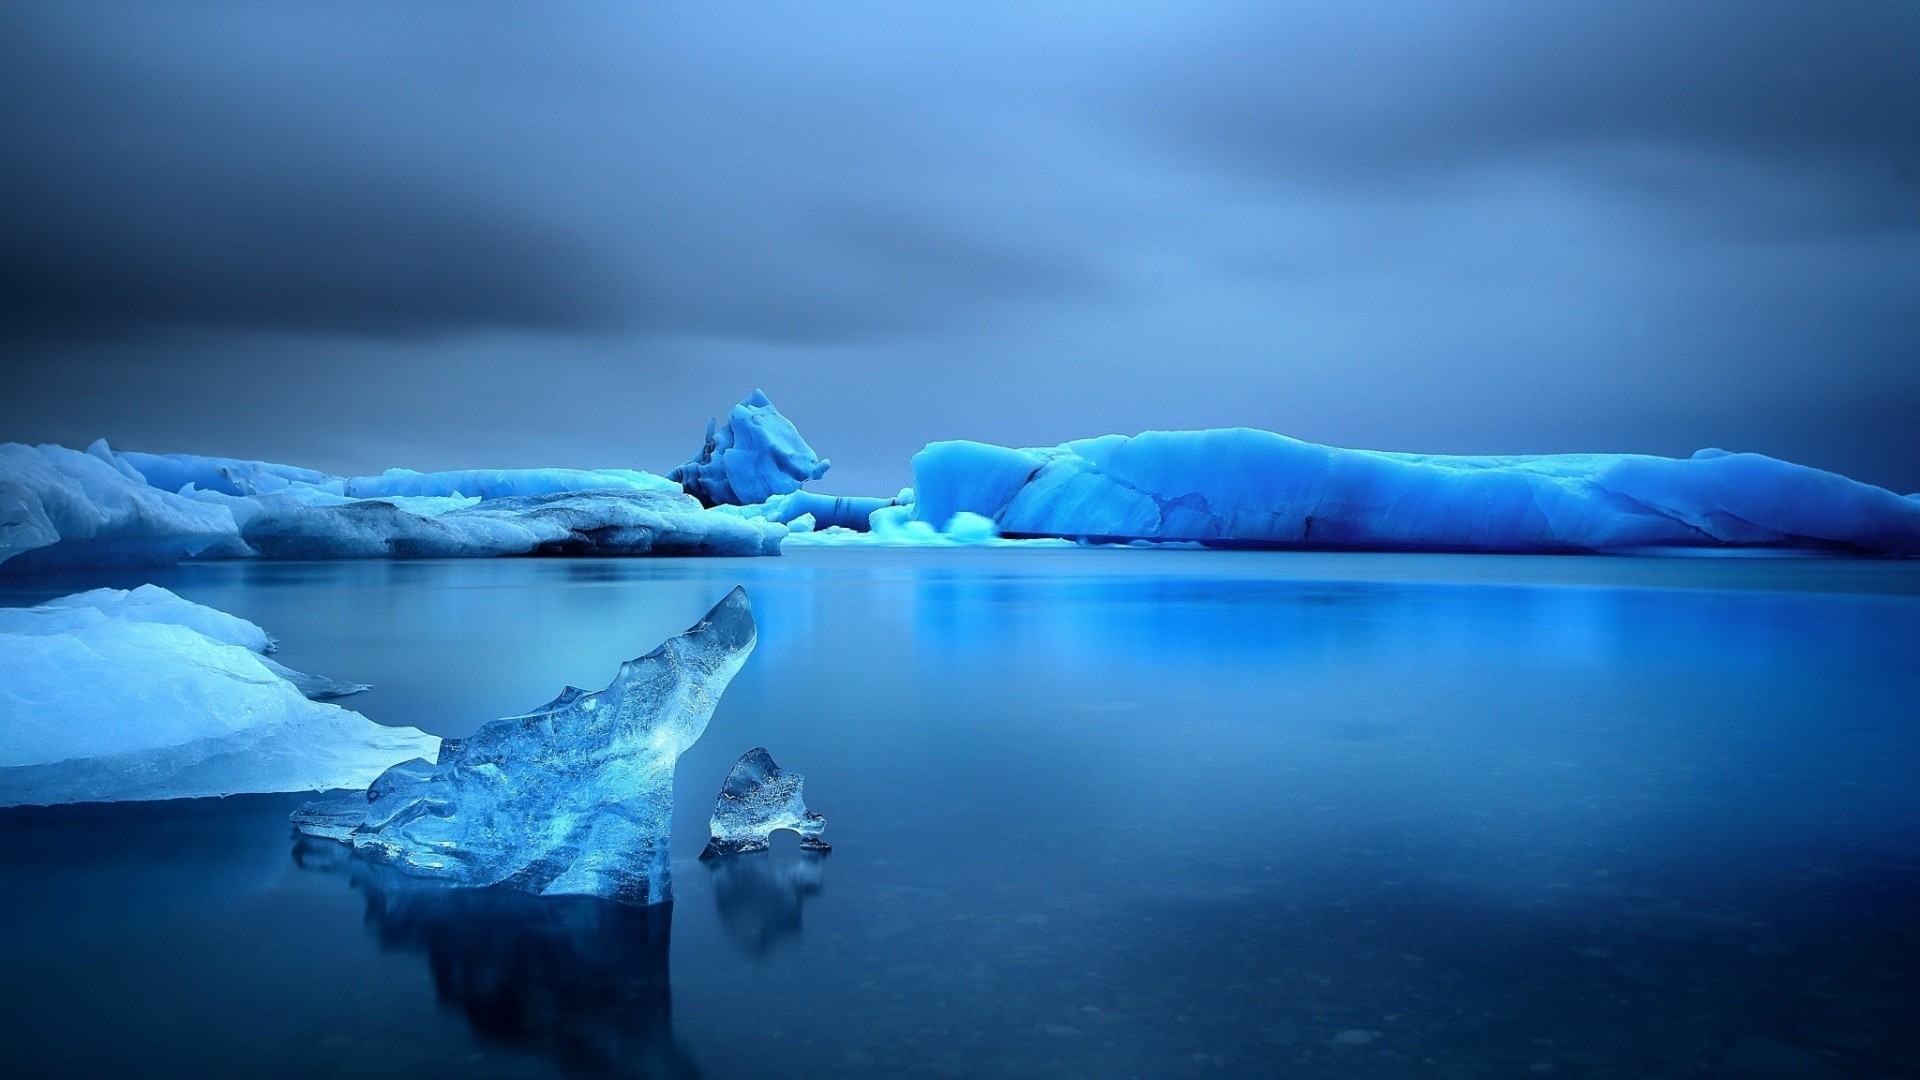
[[2, 550, 1917, 1079]]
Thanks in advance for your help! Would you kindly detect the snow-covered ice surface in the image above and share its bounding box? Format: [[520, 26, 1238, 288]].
[[1, 440, 781, 571], [0, 586, 435, 807], [292, 587, 758, 905], [670, 390, 830, 506], [909, 432, 1920, 555], [701, 746, 829, 857]]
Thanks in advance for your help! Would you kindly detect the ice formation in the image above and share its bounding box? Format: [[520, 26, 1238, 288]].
[[670, 390, 830, 506], [0, 586, 435, 807], [702, 747, 830, 856], [1, 439, 782, 571], [907, 432, 1920, 555], [741, 490, 900, 532], [1, 442, 251, 571], [293, 587, 758, 905]]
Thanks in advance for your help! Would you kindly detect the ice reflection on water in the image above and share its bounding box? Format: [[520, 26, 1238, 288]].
[[0, 550, 1917, 1078]]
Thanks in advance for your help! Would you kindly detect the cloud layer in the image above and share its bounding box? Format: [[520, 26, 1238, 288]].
[[3, 2, 1916, 492]]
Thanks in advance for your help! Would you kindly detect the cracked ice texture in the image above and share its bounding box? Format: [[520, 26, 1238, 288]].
[[1, 439, 781, 571], [910, 431, 1920, 555], [671, 390, 830, 506], [703, 747, 829, 856], [0, 586, 433, 807], [293, 587, 758, 905]]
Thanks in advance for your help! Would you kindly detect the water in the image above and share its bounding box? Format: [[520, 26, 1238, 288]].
[[2, 549, 1917, 1078]]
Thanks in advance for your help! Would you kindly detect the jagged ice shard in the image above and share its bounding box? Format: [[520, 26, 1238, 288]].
[[702, 747, 830, 857], [909, 431, 1920, 555], [293, 587, 758, 905], [0, 586, 435, 807], [670, 390, 830, 506]]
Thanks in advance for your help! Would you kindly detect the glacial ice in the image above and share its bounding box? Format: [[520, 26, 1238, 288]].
[[1, 439, 782, 571], [750, 490, 899, 532], [292, 587, 758, 904], [0, 586, 436, 807], [702, 747, 830, 857], [908, 432, 1920, 555], [670, 390, 830, 506], [1, 442, 250, 571]]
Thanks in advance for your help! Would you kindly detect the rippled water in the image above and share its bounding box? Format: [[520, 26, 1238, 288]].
[[2, 550, 1917, 1078]]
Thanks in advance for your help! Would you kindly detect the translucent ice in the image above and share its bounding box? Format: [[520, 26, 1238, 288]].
[[702, 747, 830, 857], [670, 390, 830, 506], [909, 431, 1920, 555], [293, 587, 758, 905], [0, 587, 434, 807]]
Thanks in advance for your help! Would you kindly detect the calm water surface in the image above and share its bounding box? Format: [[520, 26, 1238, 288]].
[[1, 549, 1917, 1079]]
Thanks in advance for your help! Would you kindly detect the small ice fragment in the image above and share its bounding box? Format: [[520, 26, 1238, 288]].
[[701, 747, 830, 857]]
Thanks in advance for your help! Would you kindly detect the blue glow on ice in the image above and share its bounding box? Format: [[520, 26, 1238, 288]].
[[910, 431, 1920, 555], [292, 587, 758, 905]]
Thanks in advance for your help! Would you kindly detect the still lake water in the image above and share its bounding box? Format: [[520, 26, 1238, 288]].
[[1, 549, 1917, 1079]]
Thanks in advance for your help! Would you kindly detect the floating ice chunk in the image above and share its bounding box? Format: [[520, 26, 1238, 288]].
[[339, 467, 680, 500], [758, 490, 898, 531], [25, 584, 274, 651], [702, 747, 830, 857], [909, 431, 1920, 555], [0, 588, 430, 807], [116, 449, 338, 497], [1, 442, 247, 571], [671, 390, 829, 506], [4, 440, 778, 570], [293, 587, 759, 904], [203, 488, 782, 559]]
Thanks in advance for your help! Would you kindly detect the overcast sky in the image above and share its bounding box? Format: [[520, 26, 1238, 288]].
[[3, 1, 1916, 493]]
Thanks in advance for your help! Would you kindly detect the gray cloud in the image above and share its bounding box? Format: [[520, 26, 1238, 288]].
[[1, 1, 1915, 492]]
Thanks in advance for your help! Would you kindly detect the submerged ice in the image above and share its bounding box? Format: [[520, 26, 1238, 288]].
[[702, 746, 830, 857], [293, 587, 758, 905], [0, 586, 436, 807]]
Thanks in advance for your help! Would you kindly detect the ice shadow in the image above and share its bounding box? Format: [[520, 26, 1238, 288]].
[[292, 838, 702, 1078]]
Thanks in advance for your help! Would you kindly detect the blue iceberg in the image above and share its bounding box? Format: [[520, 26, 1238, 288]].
[[292, 587, 758, 905], [701, 746, 830, 857], [670, 390, 829, 506], [908, 431, 1920, 555], [1, 439, 782, 571], [0, 586, 435, 807]]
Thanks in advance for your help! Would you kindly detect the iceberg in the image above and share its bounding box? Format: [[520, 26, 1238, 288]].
[[747, 489, 900, 532], [215, 489, 782, 559], [701, 746, 830, 857], [670, 390, 830, 506], [908, 431, 1920, 555], [0, 586, 435, 807], [1, 442, 249, 571], [293, 587, 758, 905], [1, 439, 783, 571]]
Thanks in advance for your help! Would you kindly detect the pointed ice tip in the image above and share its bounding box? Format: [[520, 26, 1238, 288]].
[[744, 388, 773, 408], [691, 585, 756, 649]]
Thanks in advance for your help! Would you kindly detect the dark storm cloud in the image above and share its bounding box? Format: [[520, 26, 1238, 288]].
[[1, 1, 1915, 492], [0, 2, 1111, 345]]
